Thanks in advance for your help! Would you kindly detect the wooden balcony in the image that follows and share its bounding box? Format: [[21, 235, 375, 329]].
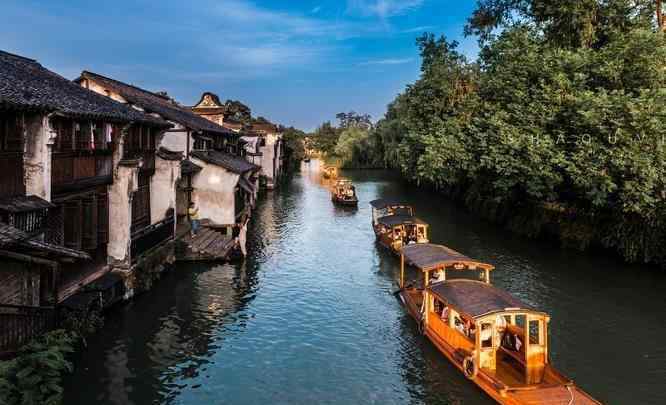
[[52, 152, 113, 194], [0, 152, 25, 198]]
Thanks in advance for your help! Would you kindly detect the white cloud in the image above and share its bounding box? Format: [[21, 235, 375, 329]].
[[311, 6, 322, 14], [347, 0, 425, 19], [401, 25, 435, 33], [359, 58, 414, 66]]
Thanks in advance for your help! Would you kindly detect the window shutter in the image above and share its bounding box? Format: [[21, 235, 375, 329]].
[[82, 195, 98, 250], [4, 115, 23, 151], [63, 200, 82, 250], [97, 191, 109, 244]]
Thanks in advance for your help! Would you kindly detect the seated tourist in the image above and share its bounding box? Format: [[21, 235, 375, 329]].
[[441, 306, 449, 322]]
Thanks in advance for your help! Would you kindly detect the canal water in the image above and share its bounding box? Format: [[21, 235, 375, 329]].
[[64, 161, 666, 405]]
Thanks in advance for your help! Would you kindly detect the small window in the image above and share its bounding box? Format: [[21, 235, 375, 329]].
[[480, 323, 493, 348], [529, 320, 543, 345], [515, 314, 526, 329]]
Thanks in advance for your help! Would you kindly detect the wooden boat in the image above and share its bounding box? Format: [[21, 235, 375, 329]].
[[374, 214, 429, 255], [397, 244, 603, 405], [331, 179, 358, 207], [322, 166, 338, 179]]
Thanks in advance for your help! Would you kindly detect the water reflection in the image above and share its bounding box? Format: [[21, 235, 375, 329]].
[[64, 163, 666, 405]]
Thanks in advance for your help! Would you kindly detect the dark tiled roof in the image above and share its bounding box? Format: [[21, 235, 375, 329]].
[[0, 50, 168, 127], [376, 214, 428, 227], [430, 280, 538, 318], [0, 222, 90, 261], [190, 150, 260, 174], [156, 147, 183, 161], [0, 195, 55, 213], [402, 243, 493, 272], [370, 198, 412, 209], [180, 159, 202, 174], [78, 71, 233, 135]]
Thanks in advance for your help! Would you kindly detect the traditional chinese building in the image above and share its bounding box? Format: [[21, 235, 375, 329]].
[[77, 73, 260, 255], [191, 92, 285, 190], [0, 50, 171, 354]]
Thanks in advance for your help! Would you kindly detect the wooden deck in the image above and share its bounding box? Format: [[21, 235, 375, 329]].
[[177, 227, 236, 262]]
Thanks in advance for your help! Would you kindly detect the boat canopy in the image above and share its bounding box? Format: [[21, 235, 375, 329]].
[[369, 198, 412, 209], [401, 243, 494, 272], [430, 279, 541, 319], [376, 215, 428, 227]]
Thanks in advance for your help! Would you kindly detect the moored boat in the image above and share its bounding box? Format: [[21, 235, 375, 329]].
[[374, 214, 429, 255], [397, 243, 603, 405], [331, 179, 358, 207]]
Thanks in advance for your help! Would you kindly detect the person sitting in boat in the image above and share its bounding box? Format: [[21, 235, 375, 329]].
[[417, 229, 427, 243], [502, 331, 523, 352], [431, 268, 445, 284], [441, 306, 449, 322], [480, 323, 492, 345], [455, 317, 465, 334]]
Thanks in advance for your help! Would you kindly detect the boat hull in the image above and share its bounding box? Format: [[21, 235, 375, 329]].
[[398, 289, 602, 405]]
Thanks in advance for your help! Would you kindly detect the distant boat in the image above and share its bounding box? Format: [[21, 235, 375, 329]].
[[331, 179, 358, 207], [322, 166, 338, 179], [397, 243, 603, 405]]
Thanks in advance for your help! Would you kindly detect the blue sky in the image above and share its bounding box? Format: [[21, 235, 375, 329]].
[[1, 1, 477, 130]]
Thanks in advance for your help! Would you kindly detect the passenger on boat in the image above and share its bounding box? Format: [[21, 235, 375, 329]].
[[431, 268, 445, 284], [441, 306, 449, 322], [480, 323, 492, 344], [502, 332, 523, 352], [455, 317, 465, 334]]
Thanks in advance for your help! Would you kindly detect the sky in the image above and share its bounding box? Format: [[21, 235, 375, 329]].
[[0, 0, 478, 131]]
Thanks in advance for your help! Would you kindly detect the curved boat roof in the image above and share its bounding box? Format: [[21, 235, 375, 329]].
[[401, 243, 494, 272], [430, 279, 541, 319], [376, 215, 427, 227], [370, 198, 412, 209]]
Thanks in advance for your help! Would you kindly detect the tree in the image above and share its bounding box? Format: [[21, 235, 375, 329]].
[[224, 100, 252, 124]]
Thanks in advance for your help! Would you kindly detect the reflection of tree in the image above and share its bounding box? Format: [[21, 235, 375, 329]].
[[64, 256, 260, 405]]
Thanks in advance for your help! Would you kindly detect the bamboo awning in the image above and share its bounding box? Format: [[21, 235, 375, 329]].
[[376, 215, 428, 227], [430, 279, 541, 319], [401, 243, 493, 272]]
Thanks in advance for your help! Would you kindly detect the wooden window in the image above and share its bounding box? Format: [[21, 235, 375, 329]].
[[529, 319, 543, 345], [0, 112, 23, 152], [97, 190, 109, 244], [92, 121, 107, 150], [63, 200, 82, 250], [131, 173, 151, 233], [81, 195, 98, 250]]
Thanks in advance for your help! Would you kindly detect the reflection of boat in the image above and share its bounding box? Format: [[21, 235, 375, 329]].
[[322, 166, 338, 179], [370, 199, 428, 255], [331, 179, 358, 207], [398, 244, 602, 405]]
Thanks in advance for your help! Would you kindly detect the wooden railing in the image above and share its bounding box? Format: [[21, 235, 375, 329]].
[[52, 152, 113, 188], [0, 304, 58, 354], [130, 215, 175, 262], [0, 152, 25, 197]]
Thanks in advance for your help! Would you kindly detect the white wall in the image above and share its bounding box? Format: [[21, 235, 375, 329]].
[[189, 158, 239, 225], [150, 156, 181, 224], [23, 113, 53, 201]]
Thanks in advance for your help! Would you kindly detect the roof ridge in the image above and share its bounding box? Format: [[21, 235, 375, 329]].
[[0, 49, 37, 63], [81, 70, 171, 101]]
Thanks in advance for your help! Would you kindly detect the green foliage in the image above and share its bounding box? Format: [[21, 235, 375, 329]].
[[0, 330, 76, 405], [366, 0, 666, 266], [281, 126, 307, 164]]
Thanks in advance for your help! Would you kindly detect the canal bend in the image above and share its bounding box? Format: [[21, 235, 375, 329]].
[[65, 162, 666, 405]]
